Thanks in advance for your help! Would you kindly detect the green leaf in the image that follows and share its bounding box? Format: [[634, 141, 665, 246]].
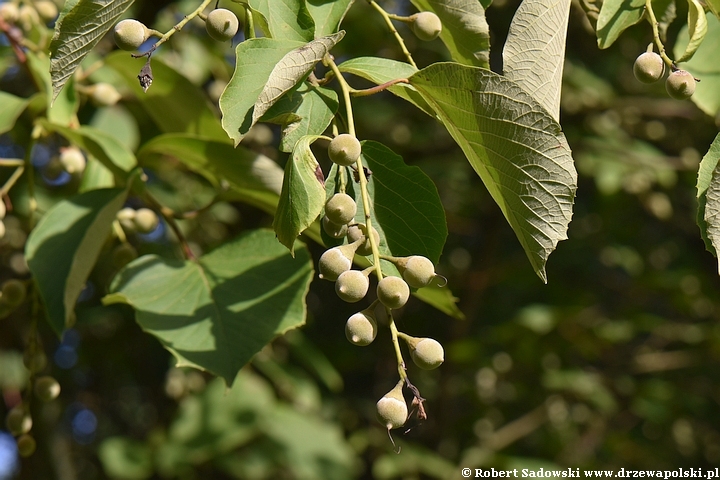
[[703, 164, 720, 274], [104, 229, 314, 385], [696, 132, 720, 258], [503, 0, 571, 122], [410, 63, 577, 282], [674, 13, 720, 117], [49, 0, 134, 102], [262, 83, 339, 153], [26, 188, 129, 335], [306, 0, 354, 37], [409, 0, 490, 69], [104, 52, 228, 142], [596, 0, 644, 48], [273, 135, 327, 254], [137, 133, 283, 214], [338, 57, 435, 116], [36, 119, 137, 176], [0, 92, 29, 135], [79, 158, 115, 192], [243, 0, 315, 41], [676, 0, 708, 62], [219, 38, 303, 146], [98, 437, 153, 480], [707, 0, 720, 20], [26, 51, 78, 126], [252, 32, 345, 124]]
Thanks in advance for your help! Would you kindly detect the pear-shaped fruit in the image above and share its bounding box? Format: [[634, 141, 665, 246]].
[[206, 8, 239, 42], [318, 239, 362, 281], [34, 376, 61, 402], [404, 335, 444, 370], [322, 216, 348, 239], [347, 224, 380, 256], [345, 309, 377, 345], [6, 407, 32, 436], [376, 380, 407, 430], [335, 270, 369, 303], [133, 208, 159, 234], [328, 134, 361, 167], [59, 146, 86, 174], [633, 52, 664, 84], [412, 12, 442, 41], [325, 193, 357, 225], [376, 276, 410, 309], [666, 70, 696, 100], [113, 19, 150, 51]]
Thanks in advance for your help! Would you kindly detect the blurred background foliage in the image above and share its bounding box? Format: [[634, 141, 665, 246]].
[[1, 0, 720, 478]]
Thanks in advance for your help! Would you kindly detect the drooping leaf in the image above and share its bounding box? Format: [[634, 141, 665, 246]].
[[49, 0, 134, 102], [252, 32, 345, 124], [273, 135, 327, 254], [243, 0, 315, 41], [676, 0, 708, 62], [596, 0, 645, 48], [410, 63, 577, 282], [0, 92, 29, 135], [306, 0, 354, 37], [104, 229, 314, 385], [338, 57, 434, 116], [696, 132, 720, 258], [26, 188, 129, 335], [503, 0, 572, 122], [262, 84, 338, 153], [703, 163, 720, 274], [674, 13, 720, 118], [26, 51, 78, 126], [409, 0, 490, 69], [219, 38, 303, 146], [104, 52, 228, 142]]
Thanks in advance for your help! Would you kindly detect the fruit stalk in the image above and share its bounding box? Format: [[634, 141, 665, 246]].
[[133, 0, 214, 58], [644, 0, 673, 69], [367, 0, 417, 68]]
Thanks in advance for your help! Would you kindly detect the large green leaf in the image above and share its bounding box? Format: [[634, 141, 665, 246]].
[[104, 229, 314, 385], [409, 0, 490, 69], [410, 63, 577, 282], [596, 0, 644, 48], [503, 0, 571, 122], [137, 133, 283, 214], [49, 0, 134, 102], [251, 32, 345, 124], [262, 83, 339, 153], [0, 92, 29, 135], [338, 57, 435, 116], [104, 52, 227, 142], [696, 132, 720, 259], [306, 0, 354, 37], [676, 0, 707, 62], [219, 38, 303, 146], [675, 13, 720, 118], [242, 0, 315, 41], [26, 188, 129, 335], [273, 135, 327, 254]]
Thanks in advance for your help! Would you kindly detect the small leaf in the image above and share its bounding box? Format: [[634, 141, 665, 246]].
[[411, 62, 577, 282], [676, 0, 708, 62], [49, 0, 134, 101], [273, 135, 327, 254], [696, 132, 720, 258], [409, 0, 490, 69], [0, 92, 29, 135], [306, 0, 354, 37], [242, 0, 315, 41], [596, 0, 645, 49], [703, 163, 720, 273], [104, 229, 314, 385], [503, 0, 572, 122], [252, 32, 345, 124], [26, 188, 129, 335]]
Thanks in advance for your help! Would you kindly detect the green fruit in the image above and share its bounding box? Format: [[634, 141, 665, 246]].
[[1, 279, 26, 308], [318, 240, 362, 281], [633, 52, 664, 84], [6, 407, 32, 436], [35, 1, 58, 22], [18, 5, 39, 30], [412, 12, 442, 41], [328, 134, 361, 167], [345, 309, 377, 346], [34, 376, 61, 402], [59, 146, 86, 174], [407, 336, 444, 370], [325, 193, 357, 225], [89, 83, 122, 106], [133, 208, 159, 234], [666, 70, 696, 100], [376, 276, 410, 309], [376, 380, 407, 430], [322, 216, 348, 239], [116, 207, 136, 232], [0, 3, 19, 23], [16, 434, 36, 457], [396, 255, 436, 288], [206, 8, 239, 42], [347, 224, 380, 256], [335, 270, 369, 303], [113, 19, 150, 51]]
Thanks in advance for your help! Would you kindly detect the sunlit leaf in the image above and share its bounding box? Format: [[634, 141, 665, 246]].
[[0, 92, 28, 135], [306, 0, 354, 37], [241, 0, 315, 41], [596, 0, 644, 48], [676, 0, 708, 62]]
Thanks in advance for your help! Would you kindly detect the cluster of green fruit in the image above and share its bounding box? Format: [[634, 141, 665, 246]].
[[116, 207, 160, 235], [4, 375, 61, 457], [0, 0, 58, 29], [633, 51, 696, 100]]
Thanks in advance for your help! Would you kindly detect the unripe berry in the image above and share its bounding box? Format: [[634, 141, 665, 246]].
[[666, 70, 696, 100], [34, 376, 61, 402], [412, 12, 442, 41], [116, 207, 136, 232], [89, 83, 122, 106], [0, 3, 19, 23], [335, 270, 369, 303], [6, 407, 32, 436], [35, 1, 58, 23], [16, 434, 36, 457], [1, 279, 26, 308], [633, 52, 664, 84], [318, 239, 362, 281], [376, 380, 407, 430], [133, 208, 159, 234], [328, 134, 361, 167], [345, 309, 377, 346], [325, 193, 357, 225], [376, 276, 410, 309], [59, 146, 86, 174], [392, 255, 436, 288], [347, 224, 380, 256], [113, 19, 150, 51], [405, 336, 444, 370], [322, 216, 348, 239], [205, 8, 239, 42]]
